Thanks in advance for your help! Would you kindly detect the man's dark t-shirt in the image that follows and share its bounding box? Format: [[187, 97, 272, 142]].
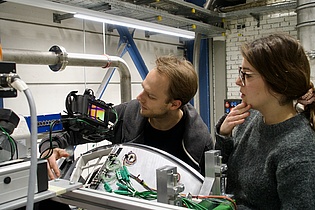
[[143, 114, 187, 161]]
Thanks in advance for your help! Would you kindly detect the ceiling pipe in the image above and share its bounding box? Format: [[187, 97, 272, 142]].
[[297, 0, 315, 57], [204, 0, 215, 10], [296, 0, 315, 80], [193, 32, 202, 114], [2, 45, 132, 102]]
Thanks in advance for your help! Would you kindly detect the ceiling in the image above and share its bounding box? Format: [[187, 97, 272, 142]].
[[9, 0, 298, 38]]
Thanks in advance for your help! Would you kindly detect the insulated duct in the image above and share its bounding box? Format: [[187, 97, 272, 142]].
[[297, 0, 315, 80], [2, 45, 132, 102]]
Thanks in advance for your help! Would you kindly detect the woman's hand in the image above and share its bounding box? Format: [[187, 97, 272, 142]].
[[220, 102, 251, 136], [42, 148, 70, 180]]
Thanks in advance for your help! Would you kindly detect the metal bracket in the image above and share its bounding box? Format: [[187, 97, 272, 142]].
[[306, 50, 315, 59], [48, 45, 68, 71], [53, 13, 74, 24], [0, 62, 18, 98], [144, 31, 159, 38], [116, 26, 149, 79], [250, 13, 260, 27], [156, 166, 185, 206], [199, 150, 227, 195]]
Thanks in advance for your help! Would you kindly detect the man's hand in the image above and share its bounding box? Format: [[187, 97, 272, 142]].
[[42, 148, 70, 180], [220, 102, 251, 136]]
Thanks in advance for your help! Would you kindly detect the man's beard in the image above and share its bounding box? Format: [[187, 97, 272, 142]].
[[140, 108, 168, 119]]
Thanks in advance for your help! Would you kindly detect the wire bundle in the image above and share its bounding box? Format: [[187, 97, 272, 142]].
[[182, 195, 237, 210], [0, 125, 18, 160], [101, 163, 157, 200]]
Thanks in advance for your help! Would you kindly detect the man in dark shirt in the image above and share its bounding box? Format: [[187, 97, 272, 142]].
[[40, 55, 213, 179]]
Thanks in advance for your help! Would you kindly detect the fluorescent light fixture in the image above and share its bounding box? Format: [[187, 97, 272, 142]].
[[74, 14, 195, 39], [6, 0, 195, 39]]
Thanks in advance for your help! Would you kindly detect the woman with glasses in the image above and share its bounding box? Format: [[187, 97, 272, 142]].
[[215, 33, 315, 209]]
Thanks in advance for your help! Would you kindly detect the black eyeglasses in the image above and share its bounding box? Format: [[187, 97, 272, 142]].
[[238, 67, 258, 86]]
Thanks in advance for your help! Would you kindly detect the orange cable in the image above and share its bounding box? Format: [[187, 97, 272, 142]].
[[102, 54, 111, 68]]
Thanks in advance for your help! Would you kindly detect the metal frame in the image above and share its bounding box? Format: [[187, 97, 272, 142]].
[[52, 188, 188, 210], [186, 38, 211, 129], [116, 26, 149, 80]]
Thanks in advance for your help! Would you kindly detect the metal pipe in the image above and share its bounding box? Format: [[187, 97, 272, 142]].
[[193, 32, 202, 114], [204, 0, 212, 9], [296, 0, 315, 55], [2, 49, 59, 65], [297, 0, 315, 80], [2, 46, 132, 102]]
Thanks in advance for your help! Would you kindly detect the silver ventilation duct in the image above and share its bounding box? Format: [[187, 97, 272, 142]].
[[2, 45, 132, 102], [297, 0, 315, 80]]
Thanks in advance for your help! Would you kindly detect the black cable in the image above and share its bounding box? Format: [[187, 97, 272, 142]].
[[40, 119, 60, 159]]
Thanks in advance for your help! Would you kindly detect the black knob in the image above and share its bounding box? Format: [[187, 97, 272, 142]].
[[4, 176, 11, 184]]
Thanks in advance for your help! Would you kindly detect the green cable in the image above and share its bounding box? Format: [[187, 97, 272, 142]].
[[116, 182, 129, 190], [104, 182, 113, 193], [212, 200, 235, 210], [0, 125, 16, 159], [114, 181, 157, 200], [110, 107, 119, 127], [114, 190, 132, 195], [182, 198, 208, 210]]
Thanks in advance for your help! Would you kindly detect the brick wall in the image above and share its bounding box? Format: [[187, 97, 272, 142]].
[[224, 11, 297, 99]]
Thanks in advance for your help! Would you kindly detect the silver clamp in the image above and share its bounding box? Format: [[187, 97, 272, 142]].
[[49, 45, 68, 71], [199, 150, 227, 195], [156, 165, 185, 206]]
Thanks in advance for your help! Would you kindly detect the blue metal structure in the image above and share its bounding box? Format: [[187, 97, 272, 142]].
[[97, 26, 150, 99], [116, 26, 149, 80], [185, 0, 207, 7], [186, 39, 210, 129]]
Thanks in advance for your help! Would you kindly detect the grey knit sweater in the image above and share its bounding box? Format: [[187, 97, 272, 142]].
[[215, 109, 315, 210]]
